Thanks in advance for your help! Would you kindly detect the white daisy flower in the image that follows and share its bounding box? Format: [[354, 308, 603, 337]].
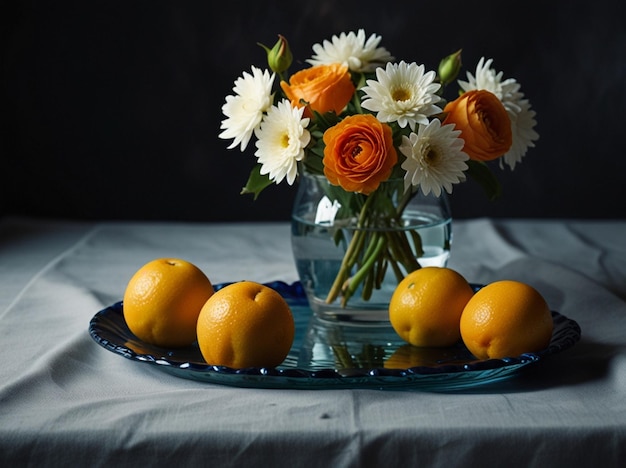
[[306, 29, 394, 73], [458, 57, 519, 104], [254, 99, 311, 185], [219, 66, 275, 151], [459, 57, 539, 169], [502, 98, 539, 170], [361, 61, 442, 131], [399, 119, 469, 197]]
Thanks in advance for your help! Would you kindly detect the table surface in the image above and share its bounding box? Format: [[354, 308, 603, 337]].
[[1, 216, 625, 467]]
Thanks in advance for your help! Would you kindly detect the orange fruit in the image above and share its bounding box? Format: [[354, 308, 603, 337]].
[[196, 281, 295, 368], [123, 258, 214, 348], [460, 280, 553, 359], [388, 267, 475, 347]]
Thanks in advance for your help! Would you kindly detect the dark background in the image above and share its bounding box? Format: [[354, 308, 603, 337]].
[[2, 0, 625, 221]]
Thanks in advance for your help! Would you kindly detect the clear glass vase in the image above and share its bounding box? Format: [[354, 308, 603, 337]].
[[291, 171, 452, 324]]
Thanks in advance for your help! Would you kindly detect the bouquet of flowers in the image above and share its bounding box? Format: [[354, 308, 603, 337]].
[[219, 29, 538, 308]]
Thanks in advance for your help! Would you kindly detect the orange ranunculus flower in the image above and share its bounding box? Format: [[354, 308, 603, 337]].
[[322, 114, 397, 195], [443, 89, 512, 162], [280, 63, 355, 118]]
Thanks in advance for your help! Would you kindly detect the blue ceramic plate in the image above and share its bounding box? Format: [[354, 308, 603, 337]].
[[88, 281, 581, 391]]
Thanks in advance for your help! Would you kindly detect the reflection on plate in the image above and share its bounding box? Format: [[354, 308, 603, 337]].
[[88, 281, 581, 391]]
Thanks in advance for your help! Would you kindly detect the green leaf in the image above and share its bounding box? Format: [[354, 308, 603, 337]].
[[312, 110, 341, 132], [466, 160, 502, 201], [303, 153, 325, 173], [240, 164, 273, 199]]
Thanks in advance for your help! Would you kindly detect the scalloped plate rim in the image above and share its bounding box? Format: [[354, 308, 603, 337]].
[[88, 281, 581, 390]]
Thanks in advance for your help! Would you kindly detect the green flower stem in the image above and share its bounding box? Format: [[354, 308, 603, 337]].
[[341, 233, 387, 307], [325, 229, 365, 304], [355, 231, 384, 300], [351, 89, 364, 114], [325, 193, 379, 304], [389, 230, 421, 272], [324, 184, 426, 308], [375, 255, 388, 288], [383, 232, 408, 282], [390, 188, 424, 271], [385, 249, 405, 282], [344, 228, 367, 267], [385, 230, 403, 262], [381, 230, 419, 284], [362, 261, 375, 301], [409, 229, 424, 258]]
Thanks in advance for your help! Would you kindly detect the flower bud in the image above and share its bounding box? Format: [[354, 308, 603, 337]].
[[259, 34, 293, 74], [438, 49, 462, 86]]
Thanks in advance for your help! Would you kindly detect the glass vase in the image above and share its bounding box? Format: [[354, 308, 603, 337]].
[[291, 171, 452, 324]]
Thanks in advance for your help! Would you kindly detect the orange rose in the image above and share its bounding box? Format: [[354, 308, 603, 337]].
[[322, 114, 397, 195], [443, 89, 512, 162], [280, 63, 355, 118]]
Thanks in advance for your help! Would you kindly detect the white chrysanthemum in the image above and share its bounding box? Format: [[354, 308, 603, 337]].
[[399, 119, 469, 196], [306, 29, 394, 73], [459, 57, 539, 169], [458, 57, 519, 104], [219, 66, 275, 151], [254, 99, 311, 185], [361, 61, 442, 131], [502, 98, 539, 170]]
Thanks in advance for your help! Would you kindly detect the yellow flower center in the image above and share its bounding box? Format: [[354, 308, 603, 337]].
[[392, 87, 412, 102], [281, 133, 290, 148], [422, 144, 441, 168], [425, 148, 439, 163]]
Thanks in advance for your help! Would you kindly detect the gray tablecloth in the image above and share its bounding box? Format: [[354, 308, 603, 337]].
[[1, 216, 625, 467]]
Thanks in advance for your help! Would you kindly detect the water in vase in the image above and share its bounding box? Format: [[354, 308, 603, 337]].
[[291, 212, 451, 323]]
